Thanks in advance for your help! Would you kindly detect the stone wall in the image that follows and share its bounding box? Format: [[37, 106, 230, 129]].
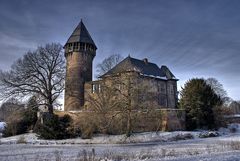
[[84, 71, 178, 109], [55, 109, 185, 134]]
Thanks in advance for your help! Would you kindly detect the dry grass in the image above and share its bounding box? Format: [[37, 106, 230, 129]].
[[230, 141, 240, 150], [16, 136, 27, 144], [10, 141, 240, 161], [54, 150, 63, 161], [76, 149, 97, 161]]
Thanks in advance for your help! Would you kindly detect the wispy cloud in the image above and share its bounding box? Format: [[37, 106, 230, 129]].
[[0, 0, 239, 100]]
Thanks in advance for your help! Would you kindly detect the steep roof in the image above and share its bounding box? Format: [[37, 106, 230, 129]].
[[64, 20, 97, 48], [100, 56, 178, 80]]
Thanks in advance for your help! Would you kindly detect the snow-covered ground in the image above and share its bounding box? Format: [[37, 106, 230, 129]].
[[0, 131, 199, 145], [0, 124, 240, 161]]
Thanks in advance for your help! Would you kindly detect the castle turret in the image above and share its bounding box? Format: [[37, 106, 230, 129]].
[[64, 20, 97, 111]]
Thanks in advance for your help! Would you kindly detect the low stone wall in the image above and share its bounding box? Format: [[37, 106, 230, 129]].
[[55, 109, 185, 134], [224, 115, 240, 124]]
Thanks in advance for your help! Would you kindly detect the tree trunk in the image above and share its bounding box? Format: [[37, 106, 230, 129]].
[[126, 77, 132, 137], [48, 104, 53, 114], [126, 110, 132, 137], [47, 95, 54, 114]]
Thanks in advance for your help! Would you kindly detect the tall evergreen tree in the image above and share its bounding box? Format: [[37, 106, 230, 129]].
[[179, 78, 222, 130]]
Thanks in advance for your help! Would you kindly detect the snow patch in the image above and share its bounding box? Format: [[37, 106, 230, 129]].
[[0, 131, 199, 145]]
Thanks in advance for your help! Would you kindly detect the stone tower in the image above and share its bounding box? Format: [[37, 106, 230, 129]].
[[64, 20, 97, 111]]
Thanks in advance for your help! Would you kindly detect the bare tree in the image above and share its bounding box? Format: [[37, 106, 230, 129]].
[[206, 78, 230, 104], [96, 54, 123, 78], [114, 74, 153, 136], [0, 98, 24, 121], [85, 82, 121, 134], [229, 101, 240, 114], [86, 73, 154, 136], [0, 43, 65, 114]]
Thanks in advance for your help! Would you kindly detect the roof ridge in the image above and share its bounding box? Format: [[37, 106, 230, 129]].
[[128, 57, 143, 72], [99, 56, 177, 80]]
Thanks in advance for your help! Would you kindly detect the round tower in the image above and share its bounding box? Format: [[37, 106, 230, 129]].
[[64, 20, 97, 111]]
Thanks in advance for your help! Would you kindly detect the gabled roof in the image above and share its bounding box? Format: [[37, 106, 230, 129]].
[[100, 56, 178, 80], [64, 20, 97, 48]]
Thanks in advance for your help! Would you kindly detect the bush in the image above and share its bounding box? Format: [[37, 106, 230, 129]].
[[198, 131, 220, 138], [3, 109, 38, 137], [2, 97, 39, 137], [3, 110, 28, 137], [35, 114, 72, 140], [79, 115, 96, 139], [17, 136, 27, 144]]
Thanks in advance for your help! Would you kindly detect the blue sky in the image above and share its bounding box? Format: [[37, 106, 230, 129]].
[[0, 0, 239, 100]]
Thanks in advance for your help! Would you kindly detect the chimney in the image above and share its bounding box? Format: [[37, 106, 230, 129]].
[[143, 58, 148, 64]]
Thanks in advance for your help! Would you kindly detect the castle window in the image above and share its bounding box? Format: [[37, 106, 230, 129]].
[[170, 85, 174, 94], [73, 43, 77, 50], [89, 45, 93, 51], [98, 84, 101, 92], [92, 83, 100, 93], [86, 44, 89, 51], [80, 43, 84, 50], [158, 95, 167, 107], [68, 43, 73, 52], [158, 83, 165, 93], [161, 85, 165, 93], [73, 42, 80, 50], [92, 84, 96, 93]]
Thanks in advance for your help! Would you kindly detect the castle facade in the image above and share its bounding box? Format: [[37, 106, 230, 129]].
[[64, 21, 178, 111]]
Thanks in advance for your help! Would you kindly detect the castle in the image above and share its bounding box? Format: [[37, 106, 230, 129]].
[[64, 21, 178, 111]]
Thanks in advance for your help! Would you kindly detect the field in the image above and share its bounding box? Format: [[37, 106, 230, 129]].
[[0, 125, 240, 161]]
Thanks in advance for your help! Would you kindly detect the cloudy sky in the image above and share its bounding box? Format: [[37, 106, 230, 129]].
[[0, 0, 239, 100]]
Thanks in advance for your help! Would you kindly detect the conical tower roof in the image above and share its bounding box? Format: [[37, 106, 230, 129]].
[[64, 20, 97, 48]]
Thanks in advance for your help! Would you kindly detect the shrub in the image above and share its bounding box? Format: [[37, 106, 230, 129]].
[[35, 114, 72, 140], [3, 110, 27, 137], [2, 97, 39, 137], [70, 112, 99, 139], [198, 131, 220, 138], [17, 136, 27, 144], [79, 115, 95, 139]]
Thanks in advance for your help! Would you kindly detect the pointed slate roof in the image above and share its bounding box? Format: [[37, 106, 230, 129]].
[[100, 56, 178, 80], [64, 20, 97, 48]]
